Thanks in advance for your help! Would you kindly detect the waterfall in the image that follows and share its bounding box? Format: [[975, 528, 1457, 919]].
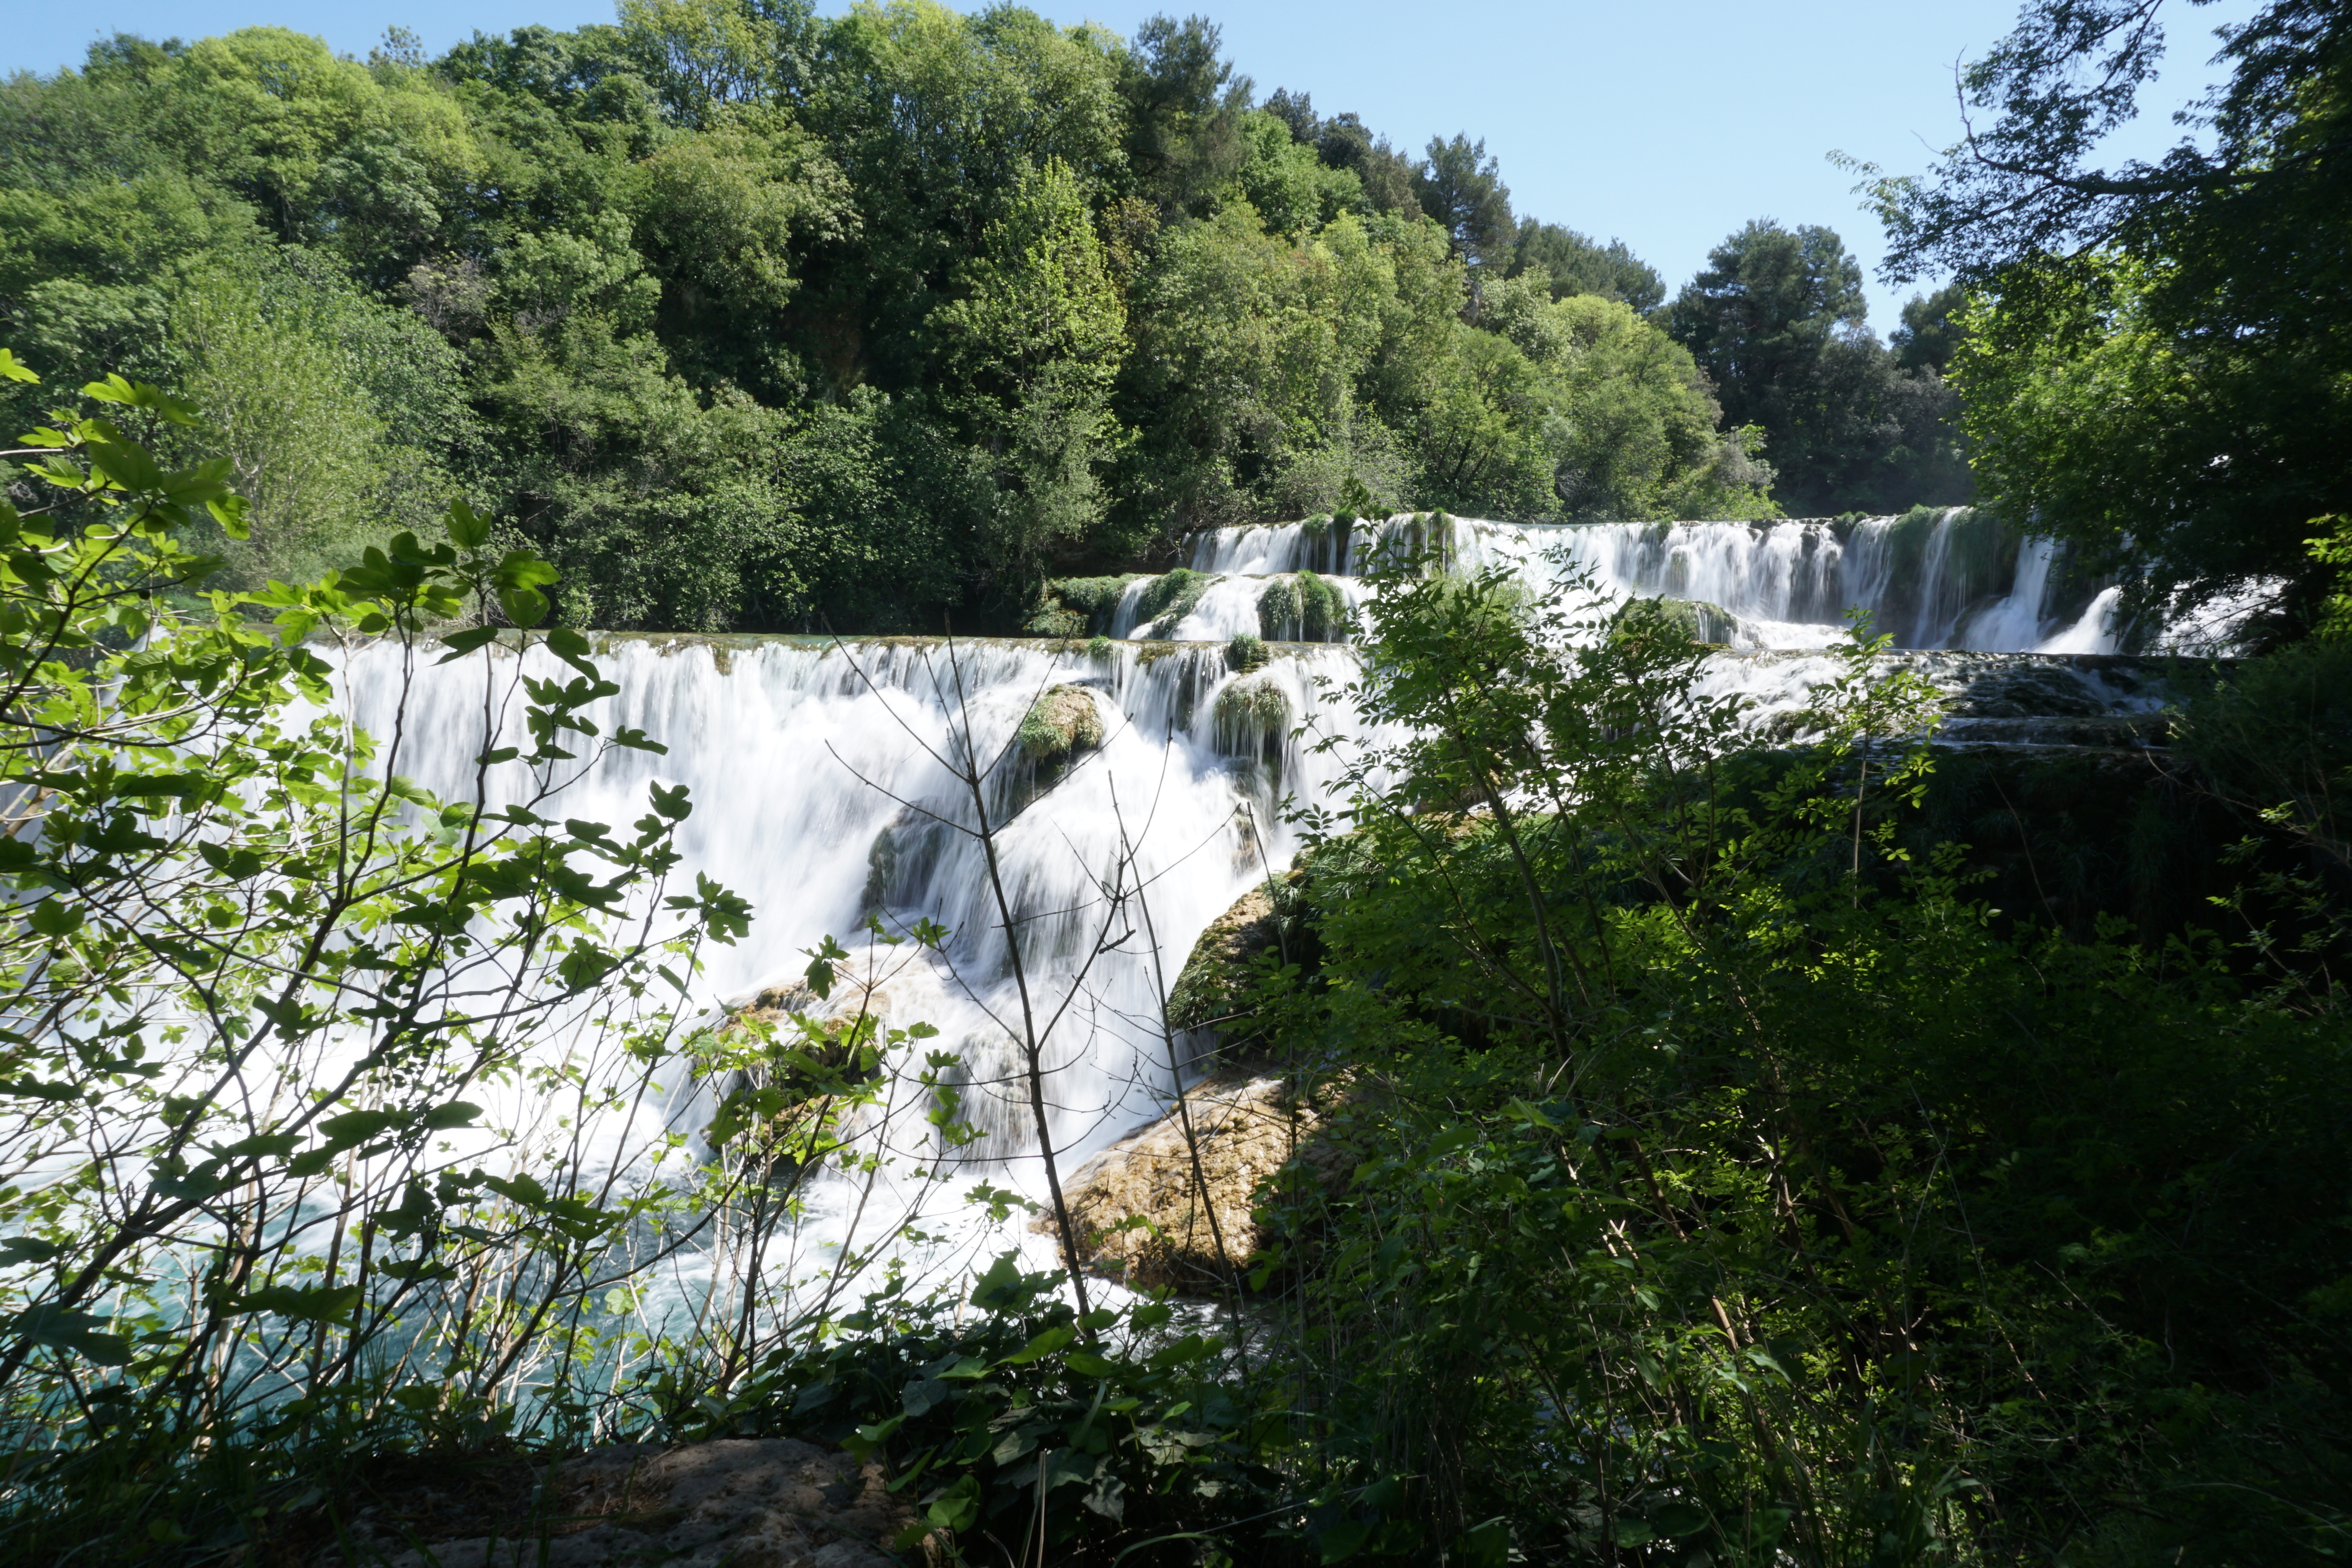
[[310, 603, 2184, 1312], [339, 636, 1378, 1181], [1149, 510, 2120, 654], [303, 501, 2206, 1306]]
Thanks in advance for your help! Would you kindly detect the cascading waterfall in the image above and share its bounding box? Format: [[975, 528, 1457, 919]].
[[339, 635, 1377, 1195], [1135, 509, 2122, 653], [308, 509, 2181, 1306]]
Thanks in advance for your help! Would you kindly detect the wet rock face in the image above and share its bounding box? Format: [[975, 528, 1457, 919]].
[[1037, 1074, 1354, 1296], [322, 1438, 908, 1568], [1722, 650, 2217, 751]]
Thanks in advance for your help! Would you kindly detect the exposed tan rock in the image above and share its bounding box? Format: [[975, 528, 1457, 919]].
[[319, 1437, 910, 1568], [1038, 1073, 1355, 1295], [734, 977, 900, 1038]]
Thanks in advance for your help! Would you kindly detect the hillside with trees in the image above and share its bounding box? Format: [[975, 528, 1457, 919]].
[[0, 4, 1970, 633]]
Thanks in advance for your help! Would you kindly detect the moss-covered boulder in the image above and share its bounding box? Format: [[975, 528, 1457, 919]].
[[1616, 593, 1739, 646], [1133, 568, 1211, 638], [1018, 684, 1105, 765], [1167, 884, 1287, 1035], [1026, 574, 1141, 637], [1257, 571, 1346, 641]]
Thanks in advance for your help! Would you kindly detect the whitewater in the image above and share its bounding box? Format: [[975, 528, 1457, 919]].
[[326, 509, 2187, 1309]]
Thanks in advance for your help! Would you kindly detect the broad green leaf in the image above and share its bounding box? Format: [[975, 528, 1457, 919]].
[[446, 499, 492, 550]]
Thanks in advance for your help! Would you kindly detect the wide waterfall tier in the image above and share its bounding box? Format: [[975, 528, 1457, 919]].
[[336, 633, 1386, 1176], [319, 628, 2199, 1308], [1059, 510, 2126, 654]]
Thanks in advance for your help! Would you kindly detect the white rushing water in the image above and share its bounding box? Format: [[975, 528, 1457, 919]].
[[310, 510, 2206, 1308], [339, 636, 1381, 1211], [1127, 510, 2123, 653]]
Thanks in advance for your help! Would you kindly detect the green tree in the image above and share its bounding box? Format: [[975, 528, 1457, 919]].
[[1669, 219, 1966, 513], [1861, 0, 2352, 634], [933, 156, 1128, 594], [1413, 132, 1515, 300], [1507, 219, 1663, 312], [168, 252, 467, 586]]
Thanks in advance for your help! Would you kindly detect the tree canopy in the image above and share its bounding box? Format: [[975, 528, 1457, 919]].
[[0, 3, 1880, 633], [1857, 0, 2352, 637]]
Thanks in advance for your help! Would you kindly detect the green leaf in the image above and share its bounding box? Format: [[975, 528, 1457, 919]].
[[228, 1284, 362, 1325], [82, 374, 197, 423], [446, 499, 492, 550], [206, 493, 252, 540], [924, 1474, 981, 1534], [545, 625, 597, 677], [9, 1305, 130, 1365], [436, 626, 500, 663], [0, 349, 39, 384], [1317, 1519, 1371, 1562], [26, 900, 82, 939], [85, 436, 166, 493], [497, 586, 550, 629], [0, 1237, 63, 1266], [1002, 1326, 1076, 1365]]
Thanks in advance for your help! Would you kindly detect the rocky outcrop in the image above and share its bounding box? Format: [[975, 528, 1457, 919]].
[[1165, 883, 1291, 1035], [318, 1438, 908, 1568], [1037, 1074, 1356, 1295], [1628, 592, 1740, 648], [1025, 574, 1140, 638]]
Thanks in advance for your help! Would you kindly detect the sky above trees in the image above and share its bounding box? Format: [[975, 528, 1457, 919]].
[[5, 0, 2260, 332]]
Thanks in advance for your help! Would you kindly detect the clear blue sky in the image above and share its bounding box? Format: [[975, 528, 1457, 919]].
[[2, 0, 2251, 331]]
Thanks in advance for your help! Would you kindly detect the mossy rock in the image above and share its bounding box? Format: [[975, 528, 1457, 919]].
[[1029, 574, 1142, 637], [1133, 568, 1211, 637], [1167, 884, 1288, 1034], [1214, 674, 1289, 736], [1257, 571, 1345, 641], [1018, 684, 1105, 764], [1616, 594, 1739, 646]]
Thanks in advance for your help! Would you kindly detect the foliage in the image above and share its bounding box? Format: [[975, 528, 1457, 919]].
[[1949, 251, 2349, 640], [670, 1258, 1287, 1563], [0, 353, 968, 1561], [1233, 537, 2352, 1562], [1509, 220, 1665, 312], [2175, 637, 2352, 867], [0, 5, 1804, 634], [1666, 220, 1969, 515], [1855, 0, 2352, 634]]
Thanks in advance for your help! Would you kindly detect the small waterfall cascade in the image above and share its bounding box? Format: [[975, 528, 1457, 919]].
[[1111, 510, 2120, 653]]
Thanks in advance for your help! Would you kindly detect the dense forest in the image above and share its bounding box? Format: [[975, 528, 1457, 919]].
[[0, 4, 1979, 633]]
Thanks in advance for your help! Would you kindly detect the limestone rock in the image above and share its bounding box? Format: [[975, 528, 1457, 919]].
[[319, 1437, 910, 1568], [1037, 1073, 1355, 1295]]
